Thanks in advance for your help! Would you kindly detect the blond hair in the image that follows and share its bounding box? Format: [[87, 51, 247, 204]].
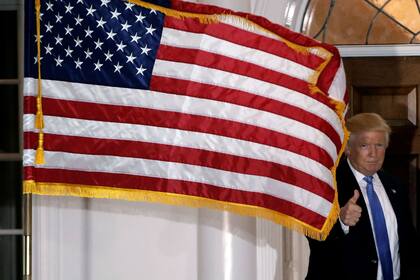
[[346, 113, 391, 146]]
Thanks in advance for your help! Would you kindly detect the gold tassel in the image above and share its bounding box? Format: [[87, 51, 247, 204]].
[[35, 110, 44, 129], [35, 131, 45, 165], [35, 146, 45, 164]]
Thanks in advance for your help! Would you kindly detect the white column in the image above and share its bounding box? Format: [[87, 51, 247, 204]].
[[198, 209, 256, 280], [283, 229, 310, 280], [256, 218, 284, 280]]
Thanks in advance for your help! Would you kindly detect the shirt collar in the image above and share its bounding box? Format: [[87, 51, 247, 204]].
[[346, 158, 379, 188]]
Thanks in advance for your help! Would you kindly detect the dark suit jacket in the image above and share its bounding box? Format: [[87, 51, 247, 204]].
[[306, 157, 418, 280]]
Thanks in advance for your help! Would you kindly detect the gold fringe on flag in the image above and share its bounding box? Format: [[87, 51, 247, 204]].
[[323, 117, 349, 236], [24, 179, 340, 240], [307, 83, 348, 123]]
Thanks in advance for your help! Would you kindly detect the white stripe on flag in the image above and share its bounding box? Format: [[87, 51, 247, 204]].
[[327, 60, 346, 103]]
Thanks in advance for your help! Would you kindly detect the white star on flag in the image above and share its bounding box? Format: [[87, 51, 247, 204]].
[[113, 62, 123, 73], [136, 64, 146, 75], [93, 60, 103, 71]]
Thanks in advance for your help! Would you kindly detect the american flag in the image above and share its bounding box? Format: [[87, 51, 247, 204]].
[[24, 0, 347, 240]]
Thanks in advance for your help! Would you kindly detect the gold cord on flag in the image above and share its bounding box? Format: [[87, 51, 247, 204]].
[[35, 0, 45, 164]]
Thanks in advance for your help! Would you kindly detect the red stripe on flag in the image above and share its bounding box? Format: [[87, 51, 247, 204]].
[[318, 59, 341, 98], [24, 131, 335, 202], [24, 166, 327, 229], [163, 16, 325, 70], [24, 96, 334, 168]]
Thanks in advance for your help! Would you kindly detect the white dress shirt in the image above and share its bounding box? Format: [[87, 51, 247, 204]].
[[340, 159, 400, 280]]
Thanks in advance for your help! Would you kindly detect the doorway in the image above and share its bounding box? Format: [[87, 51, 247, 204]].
[[343, 56, 420, 233]]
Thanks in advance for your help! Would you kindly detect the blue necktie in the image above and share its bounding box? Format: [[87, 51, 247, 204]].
[[364, 176, 394, 280]]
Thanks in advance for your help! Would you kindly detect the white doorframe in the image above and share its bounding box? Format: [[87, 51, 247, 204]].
[[338, 44, 420, 57]]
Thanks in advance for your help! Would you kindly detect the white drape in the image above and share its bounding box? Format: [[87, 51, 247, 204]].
[[32, 1, 311, 279], [33, 195, 309, 280]]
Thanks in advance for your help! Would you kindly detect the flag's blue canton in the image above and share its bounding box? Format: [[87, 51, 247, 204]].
[[29, 0, 164, 89]]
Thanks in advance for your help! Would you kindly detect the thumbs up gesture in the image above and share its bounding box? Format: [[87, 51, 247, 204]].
[[340, 190, 362, 226]]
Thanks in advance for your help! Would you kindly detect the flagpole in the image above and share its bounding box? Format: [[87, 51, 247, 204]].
[[20, 0, 31, 277], [23, 194, 32, 280]]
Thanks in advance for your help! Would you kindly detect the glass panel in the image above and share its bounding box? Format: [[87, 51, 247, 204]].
[[0, 85, 19, 153], [0, 161, 22, 229], [300, 0, 420, 45], [0, 235, 22, 280], [0, 10, 17, 79]]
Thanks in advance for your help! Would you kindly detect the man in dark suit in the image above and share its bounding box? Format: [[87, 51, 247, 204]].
[[306, 113, 418, 280]]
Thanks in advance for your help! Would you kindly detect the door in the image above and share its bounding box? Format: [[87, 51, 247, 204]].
[[343, 56, 420, 234]]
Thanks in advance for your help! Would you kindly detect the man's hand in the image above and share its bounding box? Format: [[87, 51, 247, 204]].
[[340, 189, 362, 226]]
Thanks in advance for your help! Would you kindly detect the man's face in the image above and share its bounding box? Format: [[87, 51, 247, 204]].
[[347, 130, 387, 176]]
